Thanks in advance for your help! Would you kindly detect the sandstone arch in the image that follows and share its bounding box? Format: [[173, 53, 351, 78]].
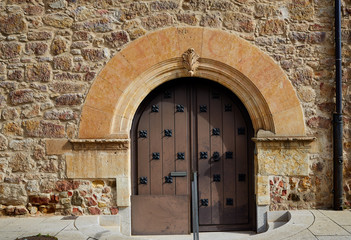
[[79, 27, 305, 139]]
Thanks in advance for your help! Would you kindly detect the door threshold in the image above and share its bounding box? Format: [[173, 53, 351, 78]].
[[130, 231, 256, 240]]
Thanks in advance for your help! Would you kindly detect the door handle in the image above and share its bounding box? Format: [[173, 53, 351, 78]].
[[170, 172, 187, 177]]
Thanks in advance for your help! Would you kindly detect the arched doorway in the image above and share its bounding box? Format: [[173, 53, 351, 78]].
[[75, 27, 309, 236], [131, 78, 254, 235]]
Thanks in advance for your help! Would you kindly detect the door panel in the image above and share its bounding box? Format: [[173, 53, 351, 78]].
[[133, 79, 251, 234], [162, 90, 175, 195], [197, 86, 211, 225], [131, 195, 189, 235], [150, 95, 162, 195]]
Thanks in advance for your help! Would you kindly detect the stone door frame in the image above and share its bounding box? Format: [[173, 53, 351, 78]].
[[70, 27, 314, 235]]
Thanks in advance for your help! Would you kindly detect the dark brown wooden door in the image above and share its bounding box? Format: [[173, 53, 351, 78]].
[[132, 79, 252, 235]]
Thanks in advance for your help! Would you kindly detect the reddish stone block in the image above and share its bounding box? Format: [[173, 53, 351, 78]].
[[29, 195, 50, 205], [72, 207, 83, 216], [88, 207, 101, 215], [50, 194, 59, 203], [86, 197, 97, 206], [55, 180, 73, 192], [110, 207, 118, 215]]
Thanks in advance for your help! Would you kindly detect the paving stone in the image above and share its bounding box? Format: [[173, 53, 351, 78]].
[[309, 215, 350, 236], [284, 229, 317, 240], [55, 230, 87, 240], [319, 210, 351, 226], [317, 237, 351, 240]]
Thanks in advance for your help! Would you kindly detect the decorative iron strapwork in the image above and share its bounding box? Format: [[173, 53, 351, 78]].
[[165, 176, 173, 183], [139, 130, 147, 138], [164, 129, 172, 137], [200, 199, 209, 207], [212, 128, 220, 136], [199, 105, 207, 112], [164, 91, 171, 98], [152, 152, 160, 160], [200, 152, 208, 159], [238, 127, 246, 135], [139, 177, 147, 184], [213, 174, 221, 182], [177, 152, 185, 160], [212, 151, 220, 161], [225, 104, 232, 112], [151, 105, 159, 112], [176, 104, 184, 112], [226, 198, 233, 206], [212, 92, 220, 99], [238, 174, 246, 182], [226, 151, 233, 159]]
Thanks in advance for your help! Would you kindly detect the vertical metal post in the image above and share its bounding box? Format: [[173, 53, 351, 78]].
[[334, 0, 343, 210], [192, 172, 199, 240]]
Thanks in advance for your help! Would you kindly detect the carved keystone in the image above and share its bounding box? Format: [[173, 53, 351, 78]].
[[182, 48, 199, 76]]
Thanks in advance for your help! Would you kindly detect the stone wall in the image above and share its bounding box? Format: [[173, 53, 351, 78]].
[[0, 0, 350, 216]]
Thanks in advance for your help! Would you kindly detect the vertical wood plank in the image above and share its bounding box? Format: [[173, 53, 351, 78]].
[[162, 88, 176, 195], [209, 87, 223, 225], [197, 85, 211, 225], [235, 106, 249, 224], [175, 85, 189, 196], [222, 95, 236, 224], [138, 105, 150, 195], [150, 96, 163, 195]]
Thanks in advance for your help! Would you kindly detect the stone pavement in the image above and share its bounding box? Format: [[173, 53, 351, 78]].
[[1, 210, 351, 240]]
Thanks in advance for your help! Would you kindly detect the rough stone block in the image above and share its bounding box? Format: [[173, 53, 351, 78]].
[[25, 42, 48, 55], [81, 48, 109, 62], [141, 13, 173, 30], [0, 42, 22, 59], [26, 63, 51, 82], [0, 13, 27, 34], [53, 55, 73, 70], [49, 82, 85, 94], [177, 13, 199, 26], [0, 183, 27, 205], [3, 122, 23, 136], [104, 31, 129, 48], [27, 31, 52, 41], [55, 94, 83, 106], [51, 36, 69, 55], [223, 12, 254, 32], [43, 13, 73, 28], [22, 120, 65, 138], [9, 89, 34, 105]]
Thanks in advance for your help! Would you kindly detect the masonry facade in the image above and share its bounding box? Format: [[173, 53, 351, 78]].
[[0, 0, 350, 235]]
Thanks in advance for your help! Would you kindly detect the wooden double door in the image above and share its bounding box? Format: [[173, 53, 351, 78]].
[[131, 78, 253, 235]]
